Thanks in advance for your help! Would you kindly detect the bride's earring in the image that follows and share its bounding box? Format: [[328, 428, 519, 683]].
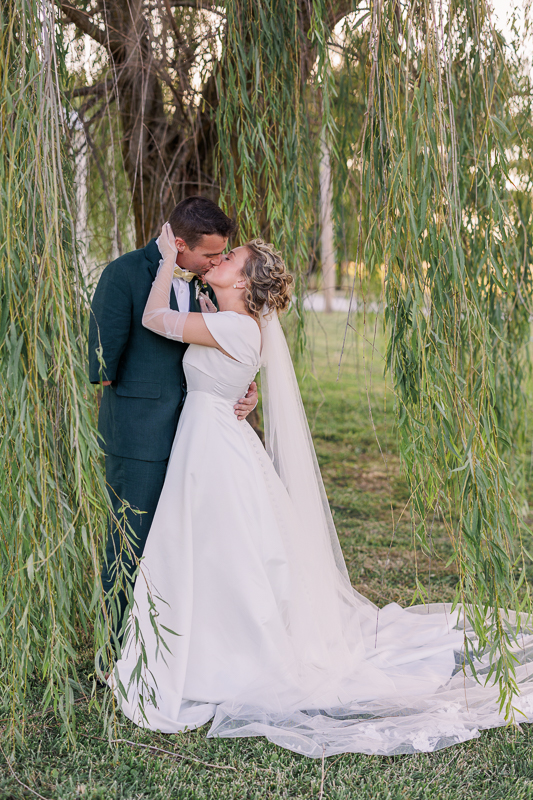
[[233, 284, 237, 288]]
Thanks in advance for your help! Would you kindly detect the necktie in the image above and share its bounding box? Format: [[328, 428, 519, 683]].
[[173, 264, 196, 282]]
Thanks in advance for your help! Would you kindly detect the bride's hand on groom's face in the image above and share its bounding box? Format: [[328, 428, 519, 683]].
[[160, 222, 178, 260], [234, 381, 258, 421]]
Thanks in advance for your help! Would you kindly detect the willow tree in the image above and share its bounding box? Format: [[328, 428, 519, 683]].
[[58, 0, 352, 248], [1, 0, 533, 740], [334, 3, 533, 713], [0, 0, 107, 740]]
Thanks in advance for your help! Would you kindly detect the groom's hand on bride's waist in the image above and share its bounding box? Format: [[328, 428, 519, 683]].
[[234, 381, 258, 421], [98, 379, 258, 420]]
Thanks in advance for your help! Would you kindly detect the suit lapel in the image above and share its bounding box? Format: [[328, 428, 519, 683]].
[[144, 238, 160, 279], [208, 284, 219, 308], [189, 278, 218, 311], [189, 279, 201, 312], [188, 280, 220, 311], [170, 283, 179, 311]]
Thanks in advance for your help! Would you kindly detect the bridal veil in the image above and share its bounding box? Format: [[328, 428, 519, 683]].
[[116, 306, 533, 757], [206, 308, 533, 757]]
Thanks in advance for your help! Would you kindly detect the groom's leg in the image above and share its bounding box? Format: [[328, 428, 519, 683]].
[[101, 454, 169, 649]]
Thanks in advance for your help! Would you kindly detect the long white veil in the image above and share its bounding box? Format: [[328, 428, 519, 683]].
[[115, 304, 533, 759], [260, 306, 356, 589]]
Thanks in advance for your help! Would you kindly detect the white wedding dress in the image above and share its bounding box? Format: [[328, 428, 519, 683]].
[[112, 306, 533, 758]]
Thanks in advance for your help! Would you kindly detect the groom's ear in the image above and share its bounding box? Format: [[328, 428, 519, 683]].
[[175, 236, 187, 253]]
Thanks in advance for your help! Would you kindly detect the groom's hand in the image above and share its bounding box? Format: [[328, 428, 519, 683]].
[[234, 381, 258, 421]]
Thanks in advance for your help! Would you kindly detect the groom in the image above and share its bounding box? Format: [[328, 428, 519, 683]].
[[89, 196, 258, 643]]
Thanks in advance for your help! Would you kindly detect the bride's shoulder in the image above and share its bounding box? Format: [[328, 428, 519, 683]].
[[218, 311, 259, 330], [223, 311, 260, 337], [203, 311, 261, 364]]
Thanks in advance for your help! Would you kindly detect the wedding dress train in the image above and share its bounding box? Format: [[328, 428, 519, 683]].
[[112, 308, 533, 757]]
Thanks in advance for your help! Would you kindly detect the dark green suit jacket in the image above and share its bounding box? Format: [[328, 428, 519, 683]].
[[89, 238, 217, 461]]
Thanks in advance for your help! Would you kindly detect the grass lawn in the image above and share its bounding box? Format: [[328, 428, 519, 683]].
[[2, 312, 533, 799]]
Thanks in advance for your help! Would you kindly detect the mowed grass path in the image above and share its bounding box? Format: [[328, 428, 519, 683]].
[[2, 313, 533, 800]]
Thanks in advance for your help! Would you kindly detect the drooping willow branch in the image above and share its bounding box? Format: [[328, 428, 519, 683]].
[[0, 0, 108, 740], [334, 1, 533, 716]]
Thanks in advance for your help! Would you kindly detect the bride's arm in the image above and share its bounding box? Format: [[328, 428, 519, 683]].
[[142, 223, 220, 349]]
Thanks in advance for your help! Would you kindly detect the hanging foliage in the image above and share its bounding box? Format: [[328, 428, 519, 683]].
[[335, 1, 533, 715], [0, 0, 108, 740], [1, 0, 533, 737], [216, 0, 349, 340], [217, 0, 533, 714]]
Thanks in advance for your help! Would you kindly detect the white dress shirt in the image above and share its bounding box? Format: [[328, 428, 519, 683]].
[[173, 275, 191, 312]]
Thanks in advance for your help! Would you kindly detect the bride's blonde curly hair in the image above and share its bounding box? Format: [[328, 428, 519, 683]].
[[241, 239, 293, 318]]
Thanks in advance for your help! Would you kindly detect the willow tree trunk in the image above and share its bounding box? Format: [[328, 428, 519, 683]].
[[59, 0, 353, 247], [60, 1, 219, 247]]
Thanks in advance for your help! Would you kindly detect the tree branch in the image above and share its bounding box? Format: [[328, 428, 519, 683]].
[[57, 2, 123, 50], [327, 0, 358, 29], [57, 2, 107, 47], [70, 77, 116, 97]]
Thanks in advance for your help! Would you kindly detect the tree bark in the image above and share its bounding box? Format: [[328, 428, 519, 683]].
[[59, 0, 353, 247]]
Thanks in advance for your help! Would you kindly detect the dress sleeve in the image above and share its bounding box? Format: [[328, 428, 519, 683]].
[[142, 251, 189, 341], [202, 312, 261, 365]]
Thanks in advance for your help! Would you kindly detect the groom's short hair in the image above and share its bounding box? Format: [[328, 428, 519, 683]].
[[168, 196, 237, 249]]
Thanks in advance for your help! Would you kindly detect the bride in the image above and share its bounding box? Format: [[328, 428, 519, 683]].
[[111, 223, 533, 758]]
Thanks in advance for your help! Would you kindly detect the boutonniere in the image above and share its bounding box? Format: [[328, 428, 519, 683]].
[[195, 277, 208, 300]]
